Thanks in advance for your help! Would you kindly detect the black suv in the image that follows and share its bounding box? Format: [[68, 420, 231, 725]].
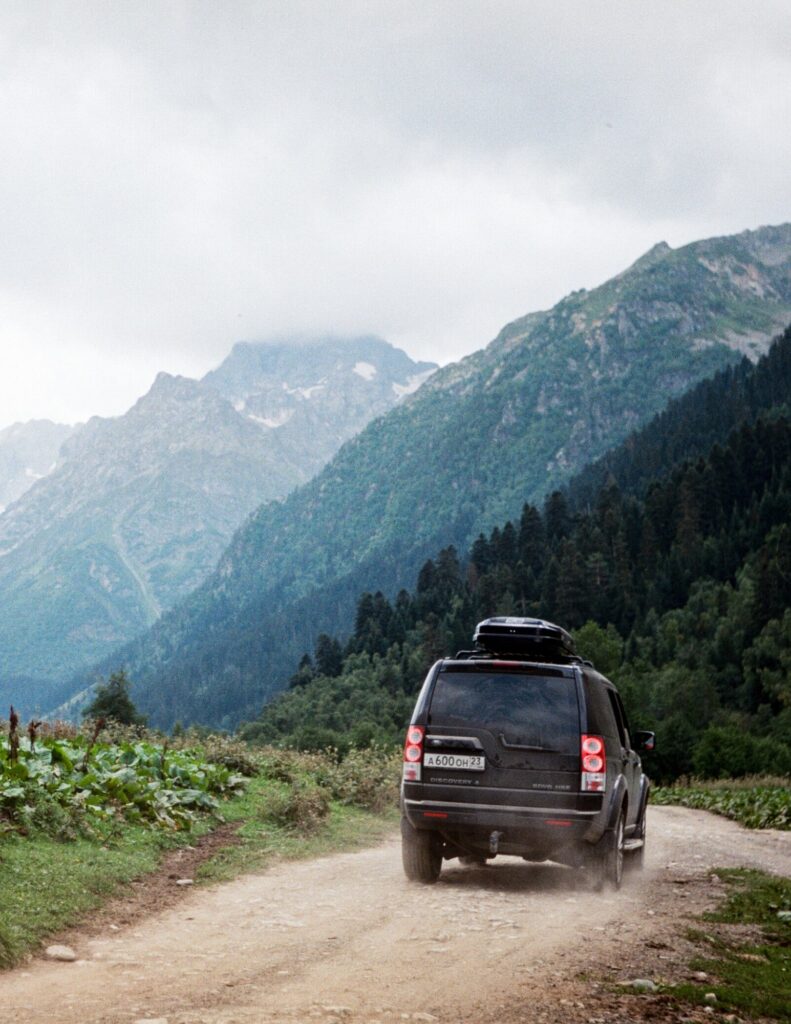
[[400, 617, 654, 888]]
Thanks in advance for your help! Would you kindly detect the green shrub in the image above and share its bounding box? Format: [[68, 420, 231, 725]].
[[257, 746, 335, 783], [200, 736, 261, 777], [258, 749, 303, 783], [692, 726, 791, 779], [653, 779, 791, 830], [260, 781, 330, 833], [324, 747, 401, 812], [242, 744, 399, 816], [21, 793, 85, 842]]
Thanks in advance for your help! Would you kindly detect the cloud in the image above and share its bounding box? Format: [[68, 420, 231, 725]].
[[0, 0, 789, 424]]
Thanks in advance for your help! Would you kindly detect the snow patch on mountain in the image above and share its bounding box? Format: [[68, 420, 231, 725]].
[[248, 410, 295, 429], [353, 361, 377, 381]]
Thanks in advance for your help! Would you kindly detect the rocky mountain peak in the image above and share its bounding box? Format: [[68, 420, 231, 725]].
[[148, 370, 191, 394], [135, 372, 215, 412], [204, 334, 435, 400], [629, 240, 672, 272], [202, 334, 437, 477], [0, 334, 437, 689]]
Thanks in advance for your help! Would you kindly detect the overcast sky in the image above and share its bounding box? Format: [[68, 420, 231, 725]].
[[1, 0, 789, 427]]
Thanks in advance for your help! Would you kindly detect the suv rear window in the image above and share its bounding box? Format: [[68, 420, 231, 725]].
[[428, 670, 580, 753]]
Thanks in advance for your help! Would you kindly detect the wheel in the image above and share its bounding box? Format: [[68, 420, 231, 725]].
[[401, 816, 442, 883], [588, 810, 625, 891]]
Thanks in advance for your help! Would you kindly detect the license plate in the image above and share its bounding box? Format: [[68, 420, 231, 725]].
[[423, 752, 485, 771]]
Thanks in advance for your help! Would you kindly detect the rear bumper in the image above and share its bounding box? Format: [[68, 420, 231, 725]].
[[402, 795, 602, 855]]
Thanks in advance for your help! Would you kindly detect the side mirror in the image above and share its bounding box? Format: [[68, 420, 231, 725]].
[[634, 730, 656, 753]]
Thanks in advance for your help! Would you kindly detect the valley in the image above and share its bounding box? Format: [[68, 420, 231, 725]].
[[2, 13, 790, 1024], [72, 223, 791, 731]]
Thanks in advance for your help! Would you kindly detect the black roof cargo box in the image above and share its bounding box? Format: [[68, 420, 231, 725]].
[[473, 616, 577, 659]]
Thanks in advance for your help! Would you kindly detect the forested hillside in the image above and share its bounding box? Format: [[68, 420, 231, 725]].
[[64, 224, 791, 730], [242, 326, 791, 780], [566, 320, 791, 507]]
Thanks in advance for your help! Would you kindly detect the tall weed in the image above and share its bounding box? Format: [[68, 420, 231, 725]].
[[0, 921, 15, 969]]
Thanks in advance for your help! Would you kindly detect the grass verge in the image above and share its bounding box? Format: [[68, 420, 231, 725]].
[[673, 869, 791, 1021], [0, 825, 195, 966], [0, 743, 400, 969], [198, 775, 399, 883]]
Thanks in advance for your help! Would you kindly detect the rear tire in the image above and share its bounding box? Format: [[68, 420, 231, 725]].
[[588, 810, 625, 891], [608, 811, 626, 889], [401, 816, 442, 883]]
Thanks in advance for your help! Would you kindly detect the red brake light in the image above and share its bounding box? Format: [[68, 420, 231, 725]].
[[402, 725, 425, 781], [581, 734, 606, 792]]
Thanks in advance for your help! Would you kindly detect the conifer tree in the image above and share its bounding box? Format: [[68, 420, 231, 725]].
[[83, 669, 146, 726]]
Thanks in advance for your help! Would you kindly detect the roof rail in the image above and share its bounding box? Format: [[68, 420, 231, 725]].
[[450, 649, 585, 665]]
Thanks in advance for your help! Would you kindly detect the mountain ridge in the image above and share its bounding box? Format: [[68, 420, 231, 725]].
[[242, 328, 791, 777], [63, 222, 791, 728]]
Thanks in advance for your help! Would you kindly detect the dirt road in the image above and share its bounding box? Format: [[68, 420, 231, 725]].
[[2, 806, 789, 1024]]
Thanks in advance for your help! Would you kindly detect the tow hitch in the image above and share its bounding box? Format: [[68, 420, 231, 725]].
[[489, 830, 504, 855]]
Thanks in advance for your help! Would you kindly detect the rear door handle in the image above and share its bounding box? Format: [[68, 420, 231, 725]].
[[425, 735, 482, 751], [499, 734, 558, 752]]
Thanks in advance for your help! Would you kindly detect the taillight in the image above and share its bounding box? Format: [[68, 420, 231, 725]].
[[403, 725, 424, 782], [581, 734, 606, 792]]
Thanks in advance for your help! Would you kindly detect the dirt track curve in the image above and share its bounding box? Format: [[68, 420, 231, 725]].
[[2, 806, 790, 1024]]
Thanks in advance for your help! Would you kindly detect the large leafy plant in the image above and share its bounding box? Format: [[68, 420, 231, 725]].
[[0, 728, 246, 835]]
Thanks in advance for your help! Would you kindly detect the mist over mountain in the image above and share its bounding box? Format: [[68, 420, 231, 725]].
[[65, 222, 791, 729], [0, 336, 433, 696], [0, 420, 75, 513]]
